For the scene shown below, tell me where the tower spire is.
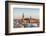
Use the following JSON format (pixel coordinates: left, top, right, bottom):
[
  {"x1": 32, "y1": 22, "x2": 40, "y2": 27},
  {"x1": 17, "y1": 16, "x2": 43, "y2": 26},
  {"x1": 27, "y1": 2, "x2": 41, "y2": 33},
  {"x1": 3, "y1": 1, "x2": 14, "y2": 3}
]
[
  {"x1": 23, "y1": 13, "x2": 24, "y2": 18},
  {"x1": 22, "y1": 13, "x2": 24, "y2": 22}
]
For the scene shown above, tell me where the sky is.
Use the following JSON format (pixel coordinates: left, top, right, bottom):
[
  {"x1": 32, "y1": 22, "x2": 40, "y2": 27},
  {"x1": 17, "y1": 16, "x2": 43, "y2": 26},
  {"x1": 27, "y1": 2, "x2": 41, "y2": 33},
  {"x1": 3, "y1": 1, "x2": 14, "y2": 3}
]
[{"x1": 13, "y1": 8, "x2": 40, "y2": 19}]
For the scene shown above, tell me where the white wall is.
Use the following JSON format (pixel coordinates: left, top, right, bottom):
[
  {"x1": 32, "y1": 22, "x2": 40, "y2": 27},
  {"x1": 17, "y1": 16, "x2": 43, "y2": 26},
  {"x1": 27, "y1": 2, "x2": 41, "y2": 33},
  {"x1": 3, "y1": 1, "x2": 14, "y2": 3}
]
[{"x1": 0, "y1": 0, "x2": 46, "y2": 36}]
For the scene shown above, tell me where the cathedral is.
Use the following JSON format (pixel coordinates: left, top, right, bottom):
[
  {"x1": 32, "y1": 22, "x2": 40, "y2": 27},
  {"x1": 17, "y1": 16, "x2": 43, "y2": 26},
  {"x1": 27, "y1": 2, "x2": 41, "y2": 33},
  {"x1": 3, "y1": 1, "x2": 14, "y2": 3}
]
[
  {"x1": 22, "y1": 13, "x2": 30, "y2": 23},
  {"x1": 22, "y1": 13, "x2": 39, "y2": 24}
]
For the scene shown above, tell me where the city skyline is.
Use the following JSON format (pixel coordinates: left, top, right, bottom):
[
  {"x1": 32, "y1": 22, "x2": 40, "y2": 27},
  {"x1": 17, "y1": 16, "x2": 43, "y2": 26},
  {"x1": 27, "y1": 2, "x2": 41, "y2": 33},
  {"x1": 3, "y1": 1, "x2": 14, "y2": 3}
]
[{"x1": 13, "y1": 8, "x2": 40, "y2": 19}]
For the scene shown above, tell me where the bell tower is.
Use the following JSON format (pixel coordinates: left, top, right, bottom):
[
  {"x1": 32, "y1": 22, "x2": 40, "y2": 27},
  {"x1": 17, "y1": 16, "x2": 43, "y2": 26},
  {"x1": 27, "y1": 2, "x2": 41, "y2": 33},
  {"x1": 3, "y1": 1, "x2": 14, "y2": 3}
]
[
  {"x1": 22, "y1": 13, "x2": 24, "y2": 23},
  {"x1": 22, "y1": 13, "x2": 24, "y2": 19}
]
